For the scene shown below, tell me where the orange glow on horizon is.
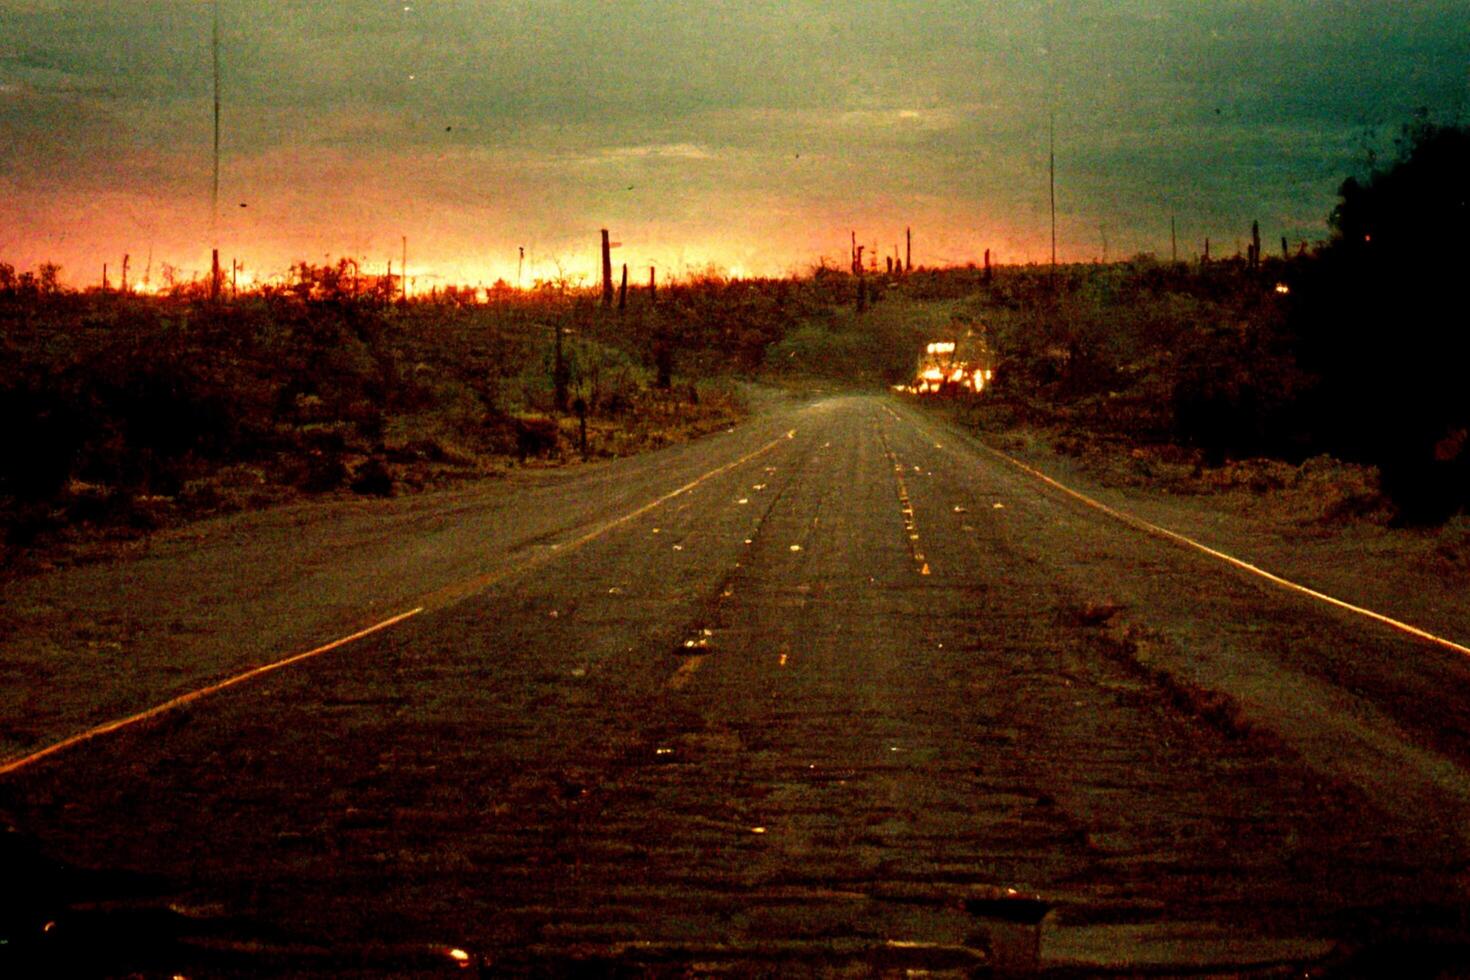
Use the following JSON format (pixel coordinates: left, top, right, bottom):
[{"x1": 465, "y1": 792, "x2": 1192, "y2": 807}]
[{"x1": 8, "y1": 196, "x2": 1078, "y2": 291}]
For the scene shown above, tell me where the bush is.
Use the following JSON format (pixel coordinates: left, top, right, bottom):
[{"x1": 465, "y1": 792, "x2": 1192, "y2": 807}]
[{"x1": 349, "y1": 457, "x2": 394, "y2": 497}]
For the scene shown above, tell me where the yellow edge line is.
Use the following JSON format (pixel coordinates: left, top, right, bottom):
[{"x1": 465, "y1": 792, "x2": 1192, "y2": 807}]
[
  {"x1": 965, "y1": 430, "x2": 1470, "y2": 659},
  {"x1": 1, "y1": 432, "x2": 793, "y2": 778},
  {"x1": 0, "y1": 607, "x2": 424, "y2": 778}
]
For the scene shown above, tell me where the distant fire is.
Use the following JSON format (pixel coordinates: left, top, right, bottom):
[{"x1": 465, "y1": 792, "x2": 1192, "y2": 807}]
[{"x1": 908, "y1": 327, "x2": 996, "y2": 396}]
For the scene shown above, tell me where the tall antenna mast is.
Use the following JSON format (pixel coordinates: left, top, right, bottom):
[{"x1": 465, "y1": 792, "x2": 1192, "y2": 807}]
[
  {"x1": 1049, "y1": 110, "x2": 1056, "y2": 272},
  {"x1": 1044, "y1": 0, "x2": 1057, "y2": 277},
  {"x1": 210, "y1": 0, "x2": 221, "y2": 299},
  {"x1": 212, "y1": 0, "x2": 220, "y2": 242}
]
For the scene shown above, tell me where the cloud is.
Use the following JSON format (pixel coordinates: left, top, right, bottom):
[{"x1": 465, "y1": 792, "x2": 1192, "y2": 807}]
[
  {"x1": 2, "y1": 0, "x2": 1466, "y2": 280},
  {"x1": 586, "y1": 143, "x2": 716, "y2": 163}
]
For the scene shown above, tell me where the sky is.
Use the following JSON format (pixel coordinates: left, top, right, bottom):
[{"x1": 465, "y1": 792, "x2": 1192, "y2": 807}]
[{"x1": 2, "y1": 0, "x2": 1467, "y2": 289}]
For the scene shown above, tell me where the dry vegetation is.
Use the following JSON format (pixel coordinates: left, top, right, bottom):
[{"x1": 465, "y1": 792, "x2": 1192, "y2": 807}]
[
  {"x1": 2, "y1": 120, "x2": 1464, "y2": 566},
  {"x1": 0, "y1": 280, "x2": 753, "y2": 567}
]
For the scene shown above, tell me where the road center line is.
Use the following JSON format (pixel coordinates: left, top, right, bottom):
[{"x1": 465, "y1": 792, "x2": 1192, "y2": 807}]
[
  {"x1": 420, "y1": 432, "x2": 793, "y2": 610},
  {"x1": 877, "y1": 428, "x2": 931, "y2": 576},
  {"x1": 0, "y1": 607, "x2": 424, "y2": 778},
  {"x1": 896, "y1": 404, "x2": 1470, "y2": 659}
]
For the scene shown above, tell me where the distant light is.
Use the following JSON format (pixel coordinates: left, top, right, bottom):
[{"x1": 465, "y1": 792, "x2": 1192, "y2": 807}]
[
  {"x1": 1274, "y1": 283, "x2": 1290, "y2": 294},
  {"x1": 446, "y1": 948, "x2": 471, "y2": 966}
]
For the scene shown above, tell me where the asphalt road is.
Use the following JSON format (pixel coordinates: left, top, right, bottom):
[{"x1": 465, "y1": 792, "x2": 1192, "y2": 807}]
[{"x1": 5, "y1": 393, "x2": 1470, "y2": 976}]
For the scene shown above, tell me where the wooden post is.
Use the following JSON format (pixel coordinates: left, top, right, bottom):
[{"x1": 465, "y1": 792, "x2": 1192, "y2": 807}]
[
  {"x1": 1203, "y1": 237, "x2": 1211, "y2": 265},
  {"x1": 618, "y1": 263, "x2": 628, "y2": 311},
  {"x1": 1250, "y1": 220, "x2": 1261, "y2": 272},
  {"x1": 984, "y1": 248, "x2": 992, "y2": 283},
  {"x1": 600, "y1": 229, "x2": 613, "y2": 307},
  {"x1": 211, "y1": 248, "x2": 221, "y2": 303},
  {"x1": 1281, "y1": 236, "x2": 1289, "y2": 261},
  {"x1": 649, "y1": 266, "x2": 657, "y2": 304},
  {"x1": 575, "y1": 397, "x2": 588, "y2": 460},
  {"x1": 905, "y1": 227, "x2": 912, "y2": 272},
  {"x1": 1171, "y1": 215, "x2": 1178, "y2": 263},
  {"x1": 517, "y1": 246, "x2": 524, "y2": 289},
  {"x1": 851, "y1": 231, "x2": 858, "y2": 274},
  {"x1": 886, "y1": 256, "x2": 893, "y2": 274},
  {"x1": 102, "y1": 263, "x2": 109, "y2": 292},
  {"x1": 553, "y1": 322, "x2": 569, "y2": 413},
  {"x1": 121, "y1": 254, "x2": 130, "y2": 293},
  {"x1": 401, "y1": 236, "x2": 408, "y2": 302}
]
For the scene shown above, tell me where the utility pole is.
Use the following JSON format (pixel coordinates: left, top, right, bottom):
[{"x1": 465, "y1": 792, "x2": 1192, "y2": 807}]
[
  {"x1": 905, "y1": 227, "x2": 912, "y2": 272},
  {"x1": 121, "y1": 253, "x2": 130, "y2": 293},
  {"x1": 618, "y1": 263, "x2": 628, "y2": 312},
  {"x1": 517, "y1": 246, "x2": 524, "y2": 289},
  {"x1": 401, "y1": 235, "x2": 408, "y2": 302},
  {"x1": 649, "y1": 266, "x2": 657, "y2": 304}
]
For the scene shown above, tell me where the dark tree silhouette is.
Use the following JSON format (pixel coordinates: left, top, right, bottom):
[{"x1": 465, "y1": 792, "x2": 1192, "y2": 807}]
[{"x1": 1292, "y1": 115, "x2": 1470, "y2": 521}]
